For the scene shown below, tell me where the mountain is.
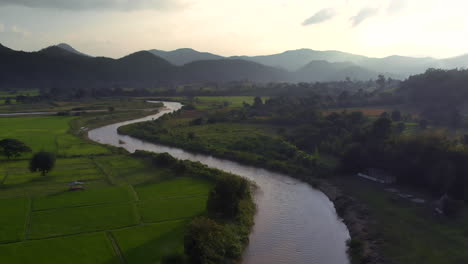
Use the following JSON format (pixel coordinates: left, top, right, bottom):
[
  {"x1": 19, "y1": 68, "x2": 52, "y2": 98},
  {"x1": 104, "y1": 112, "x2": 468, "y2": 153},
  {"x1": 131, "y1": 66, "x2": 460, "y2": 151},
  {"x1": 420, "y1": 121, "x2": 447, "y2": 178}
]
[
  {"x1": 149, "y1": 48, "x2": 224, "y2": 66},
  {"x1": 56, "y1": 43, "x2": 90, "y2": 57},
  {"x1": 438, "y1": 54, "x2": 468, "y2": 69},
  {"x1": 234, "y1": 49, "x2": 368, "y2": 71},
  {"x1": 235, "y1": 49, "x2": 468, "y2": 77},
  {"x1": 179, "y1": 59, "x2": 288, "y2": 82},
  {"x1": 0, "y1": 43, "x2": 289, "y2": 90},
  {"x1": 294, "y1": 60, "x2": 379, "y2": 82}
]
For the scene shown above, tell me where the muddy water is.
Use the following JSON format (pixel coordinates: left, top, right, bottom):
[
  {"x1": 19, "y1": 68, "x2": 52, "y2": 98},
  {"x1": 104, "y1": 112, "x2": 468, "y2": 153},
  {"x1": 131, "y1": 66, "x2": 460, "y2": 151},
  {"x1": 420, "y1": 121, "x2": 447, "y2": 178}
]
[{"x1": 88, "y1": 101, "x2": 350, "y2": 264}]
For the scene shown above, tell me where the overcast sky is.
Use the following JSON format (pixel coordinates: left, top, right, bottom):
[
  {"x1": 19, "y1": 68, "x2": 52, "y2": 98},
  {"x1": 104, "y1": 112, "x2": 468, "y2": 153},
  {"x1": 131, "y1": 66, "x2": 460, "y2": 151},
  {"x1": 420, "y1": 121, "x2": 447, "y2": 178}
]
[{"x1": 0, "y1": 0, "x2": 466, "y2": 58}]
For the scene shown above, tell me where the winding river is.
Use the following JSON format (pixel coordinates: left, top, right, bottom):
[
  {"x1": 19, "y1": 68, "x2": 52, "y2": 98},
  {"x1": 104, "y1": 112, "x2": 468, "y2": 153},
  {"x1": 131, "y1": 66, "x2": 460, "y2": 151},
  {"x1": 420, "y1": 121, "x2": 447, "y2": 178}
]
[{"x1": 88, "y1": 101, "x2": 350, "y2": 264}]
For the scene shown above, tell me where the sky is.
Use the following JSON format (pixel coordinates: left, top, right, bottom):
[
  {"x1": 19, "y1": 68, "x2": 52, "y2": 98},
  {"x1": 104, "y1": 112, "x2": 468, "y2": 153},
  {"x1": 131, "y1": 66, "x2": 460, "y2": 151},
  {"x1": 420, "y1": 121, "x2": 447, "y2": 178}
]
[{"x1": 0, "y1": 0, "x2": 467, "y2": 59}]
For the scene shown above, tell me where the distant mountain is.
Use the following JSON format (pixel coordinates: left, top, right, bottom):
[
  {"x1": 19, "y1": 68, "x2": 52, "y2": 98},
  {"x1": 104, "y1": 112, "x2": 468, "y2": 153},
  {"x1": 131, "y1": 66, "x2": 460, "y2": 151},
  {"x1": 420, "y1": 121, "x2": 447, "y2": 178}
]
[
  {"x1": 234, "y1": 49, "x2": 368, "y2": 71},
  {"x1": 236, "y1": 49, "x2": 468, "y2": 77},
  {"x1": 438, "y1": 54, "x2": 468, "y2": 69},
  {"x1": 0, "y1": 43, "x2": 289, "y2": 90},
  {"x1": 294, "y1": 60, "x2": 379, "y2": 82},
  {"x1": 149, "y1": 48, "x2": 224, "y2": 66},
  {"x1": 56, "y1": 43, "x2": 90, "y2": 57},
  {"x1": 179, "y1": 59, "x2": 288, "y2": 82}
]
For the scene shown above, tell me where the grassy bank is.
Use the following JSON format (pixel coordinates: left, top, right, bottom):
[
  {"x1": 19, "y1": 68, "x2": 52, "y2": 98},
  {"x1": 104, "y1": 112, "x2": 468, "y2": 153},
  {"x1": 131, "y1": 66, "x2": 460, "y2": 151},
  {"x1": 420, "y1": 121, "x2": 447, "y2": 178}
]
[{"x1": 119, "y1": 98, "x2": 468, "y2": 264}]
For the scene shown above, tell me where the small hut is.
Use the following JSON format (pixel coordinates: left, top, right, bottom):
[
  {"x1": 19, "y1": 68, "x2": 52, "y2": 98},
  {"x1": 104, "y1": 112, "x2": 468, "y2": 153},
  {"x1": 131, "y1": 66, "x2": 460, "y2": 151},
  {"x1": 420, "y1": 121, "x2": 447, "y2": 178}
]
[{"x1": 68, "y1": 181, "x2": 85, "y2": 191}]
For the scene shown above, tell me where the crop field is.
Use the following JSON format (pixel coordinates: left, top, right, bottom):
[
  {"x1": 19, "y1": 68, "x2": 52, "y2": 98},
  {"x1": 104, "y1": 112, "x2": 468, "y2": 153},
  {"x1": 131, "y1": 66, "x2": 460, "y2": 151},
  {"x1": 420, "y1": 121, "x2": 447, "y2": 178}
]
[
  {"x1": 135, "y1": 177, "x2": 213, "y2": 200},
  {"x1": 29, "y1": 203, "x2": 140, "y2": 239},
  {"x1": 0, "y1": 112, "x2": 213, "y2": 263},
  {"x1": 0, "y1": 116, "x2": 109, "y2": 157},
  {"x1": 139, "y1": 196, "x2": 208, "y2": 222},
  {"x1": 112, "y1": 221, "x2": 187, "y2": 264},
  {"x1": 192, "y1": 96, "x2": 267, "y2": 109},
  {"x1": 0, "y1": 198, "x2": 30, "y2": 243},
  {"x1": 0, "y1": 233, "x2": 117, "y2": 264}
]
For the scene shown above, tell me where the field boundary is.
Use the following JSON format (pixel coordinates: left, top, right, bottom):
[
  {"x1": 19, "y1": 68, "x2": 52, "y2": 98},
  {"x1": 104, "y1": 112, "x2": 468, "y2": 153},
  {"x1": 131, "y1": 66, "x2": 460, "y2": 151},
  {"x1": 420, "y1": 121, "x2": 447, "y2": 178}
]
[
  {"x1": 106, "y1": 231, "x2": 127, "y2": 264},
  {"x1": 91, "y1": 157, "x2": 116, "y2": 185},
  {"x1": 23, "y1": 197, "x2": 33, "y2": 241},
  {"x1": 0, "y1": 219, "x2": 189, "y2": 245}
]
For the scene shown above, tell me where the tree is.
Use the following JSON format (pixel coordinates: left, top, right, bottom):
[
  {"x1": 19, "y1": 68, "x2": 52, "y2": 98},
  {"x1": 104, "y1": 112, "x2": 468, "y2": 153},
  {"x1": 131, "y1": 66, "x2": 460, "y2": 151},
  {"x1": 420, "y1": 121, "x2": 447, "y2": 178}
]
[
  {"x1": 29, "y1": 151, "x2": 56, "y2": 176},
  {"x1": 371, "y1": 117, "x2": 392, "y2": 140},
  {"x1": 253, "y1": 97, "x2": 263, "y2": 108},
  {"x1": 108, "y1": 106, "x2": 115, "y2": 112},
  {"x1": 184, "y1": 217, "x2": 226, "y2": 264},
  {"x1": 391, "y1": 110, "x2": 402, "y2": 121},
  {"x1": 377, "y1": 74, "x2": 386, "y2": 89},
  {"x1": 0, "y1": 139, "x2": 31, "y2": 159}
]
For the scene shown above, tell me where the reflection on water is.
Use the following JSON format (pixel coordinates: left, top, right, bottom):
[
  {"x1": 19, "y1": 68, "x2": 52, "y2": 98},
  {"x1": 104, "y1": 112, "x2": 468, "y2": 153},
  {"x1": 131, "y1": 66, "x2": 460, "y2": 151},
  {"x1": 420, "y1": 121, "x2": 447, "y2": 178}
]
[{"x1": 88, "y1": 101, "x2": 350, "y2": 264}]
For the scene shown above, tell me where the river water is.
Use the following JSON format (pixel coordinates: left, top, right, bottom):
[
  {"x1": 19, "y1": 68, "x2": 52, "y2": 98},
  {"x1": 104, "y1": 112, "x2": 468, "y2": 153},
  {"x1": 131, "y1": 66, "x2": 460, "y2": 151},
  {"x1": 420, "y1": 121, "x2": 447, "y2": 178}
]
[{"x1": 88, "y1": 101, "x2": 350, "y2": 264}]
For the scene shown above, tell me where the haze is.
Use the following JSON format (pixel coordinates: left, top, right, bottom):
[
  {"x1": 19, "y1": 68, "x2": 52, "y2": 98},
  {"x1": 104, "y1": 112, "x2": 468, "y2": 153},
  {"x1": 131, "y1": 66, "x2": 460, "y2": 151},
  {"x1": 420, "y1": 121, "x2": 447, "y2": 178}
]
[{"x1": 0, "y1": 0, "x2": 467, "y2": 59}]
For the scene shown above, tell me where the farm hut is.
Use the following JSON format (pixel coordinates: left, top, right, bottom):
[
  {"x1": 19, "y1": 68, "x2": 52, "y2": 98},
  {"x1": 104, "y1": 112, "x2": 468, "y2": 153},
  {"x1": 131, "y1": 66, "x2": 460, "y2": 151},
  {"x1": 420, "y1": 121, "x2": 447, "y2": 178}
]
[{"x1": 68, "y1": 181, "x2": 85, "y2": 191}]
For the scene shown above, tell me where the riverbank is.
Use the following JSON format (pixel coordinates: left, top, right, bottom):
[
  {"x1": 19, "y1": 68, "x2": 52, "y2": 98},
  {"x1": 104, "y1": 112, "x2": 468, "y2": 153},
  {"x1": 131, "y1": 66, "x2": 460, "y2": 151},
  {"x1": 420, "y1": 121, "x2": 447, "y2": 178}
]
[
  {"x1": 95, "y1": 101, "x2": 351, "y2": 264},
  {"x1": 119, "y1": 122, "x2": 385, "y2": 263}
]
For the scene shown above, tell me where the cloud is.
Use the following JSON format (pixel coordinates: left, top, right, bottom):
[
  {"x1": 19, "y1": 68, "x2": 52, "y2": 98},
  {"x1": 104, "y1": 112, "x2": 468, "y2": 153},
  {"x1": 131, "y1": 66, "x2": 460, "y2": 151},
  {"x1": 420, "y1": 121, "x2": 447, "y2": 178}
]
[
  {"x1": 0, "y1": 0, "x2": 186, "y2": 11},
  {"x1": 10, "y1": 25, "x2": 31, "y2": 37},
  {"x1": 0, "y1": 24, "x2": 4, "y2": 32},
  {"x1": 349, "y1": 7, "x2": 379, "y2": 27},
  {"x1": 302, "y1": 8, "x2": 337, "y2": 26},
  {"x1": 387, "y1": 0, "x2": 407, "y2": 15}
]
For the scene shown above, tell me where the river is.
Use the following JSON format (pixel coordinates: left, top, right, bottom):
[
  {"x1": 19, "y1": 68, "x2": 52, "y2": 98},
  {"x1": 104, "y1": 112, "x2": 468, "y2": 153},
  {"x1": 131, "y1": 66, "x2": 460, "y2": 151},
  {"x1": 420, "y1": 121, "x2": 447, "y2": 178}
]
[{"x1": 88, "y1": 101, "x2": 350, "y2": 264}]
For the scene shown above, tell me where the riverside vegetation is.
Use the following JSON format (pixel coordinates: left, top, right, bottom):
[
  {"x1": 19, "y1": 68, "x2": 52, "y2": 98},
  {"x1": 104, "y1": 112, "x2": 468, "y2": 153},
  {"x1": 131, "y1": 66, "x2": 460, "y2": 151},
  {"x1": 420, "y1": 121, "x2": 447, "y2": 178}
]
[
  {"x1": 0, "y1": 99, "x2": 255, "y2": 264},
  {"x1": 120, "y1": 94, "x2": 468, "y2": 264}
]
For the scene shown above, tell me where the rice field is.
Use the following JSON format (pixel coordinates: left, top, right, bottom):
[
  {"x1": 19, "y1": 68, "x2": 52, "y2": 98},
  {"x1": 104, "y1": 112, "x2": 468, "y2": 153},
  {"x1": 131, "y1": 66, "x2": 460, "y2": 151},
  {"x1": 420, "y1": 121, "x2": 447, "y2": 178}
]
[{"x1": 0, "y1": 113, "x2": 214, "y2": 263}]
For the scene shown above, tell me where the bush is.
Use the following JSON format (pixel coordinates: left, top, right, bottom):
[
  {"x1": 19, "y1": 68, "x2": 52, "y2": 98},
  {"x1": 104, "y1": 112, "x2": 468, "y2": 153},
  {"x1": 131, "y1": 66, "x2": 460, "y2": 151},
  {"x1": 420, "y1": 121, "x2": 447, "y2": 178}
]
[
  {"x1": 347, "y1": 238, "x2": 364, "y2": 264},
  {"x1": 207, "y1": 175, "x2": 250, "y2": 219},
  {"x1": 184, "y1": 217, "x2": 226, "y2": 264}
]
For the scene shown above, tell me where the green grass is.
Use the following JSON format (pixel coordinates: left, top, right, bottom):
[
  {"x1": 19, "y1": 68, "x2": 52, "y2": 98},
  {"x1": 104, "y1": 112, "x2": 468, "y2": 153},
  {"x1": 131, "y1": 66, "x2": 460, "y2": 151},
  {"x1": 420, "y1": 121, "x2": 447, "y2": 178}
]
[
  {"x1": 33, "y1": 185, "x2": 135, "y2": 211},
  {"x1": 0, "y1": 90, "x2": 39, "y2": 97},
  {"x1": 113, "y1": 221, "x2": 187, "y2": 264},
  {"x1": 192, "y1": 96, "x2": 267, "y2": 109},
  {"x1": 135, "y1": 177, "x2": 213, "y2": 200},
  {"x1": 0, "y1": 116, "x2": 109, "y2": 157},
  {"x1": 338, "y1": 177, "x2": 468, "y2": 264},
  {"x1": 94, "y1": 155, "x2": 173, "y2": 185},
  {"x1": 0, "y1": 103, "x2": 216, "y2": 263},
  {"x1": 29, "y1": 203, "x2": 139, "y2": 239},
  {"x1": 0, "y1": 232, "x2": 117, "y2": 264},
  {"x1": 138, "y1": 196, "x2": 208, "y2": 223},
  {"x1": 1, "y1": 158, "x2": 104, "y2": 186},
  {"x1": 0, "y1": 197, "x2": 30, "y2": 243}
]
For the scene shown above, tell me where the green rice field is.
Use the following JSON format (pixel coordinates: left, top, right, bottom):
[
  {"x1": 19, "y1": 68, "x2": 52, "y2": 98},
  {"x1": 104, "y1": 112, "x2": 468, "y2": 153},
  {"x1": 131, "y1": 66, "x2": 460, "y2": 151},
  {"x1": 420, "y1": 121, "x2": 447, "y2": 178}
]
[{"x1": 0, "y1": 113, "x2": 214, "y2": 263}]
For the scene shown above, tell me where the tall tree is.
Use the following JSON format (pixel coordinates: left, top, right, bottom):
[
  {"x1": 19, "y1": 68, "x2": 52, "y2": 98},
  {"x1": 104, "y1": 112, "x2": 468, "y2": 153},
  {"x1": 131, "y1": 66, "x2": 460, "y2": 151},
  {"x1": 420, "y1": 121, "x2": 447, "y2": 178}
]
[
  {"x1": 0, "y1": 139, "x2": 31, "y2": 159},
  {"x1": 29, "y1": 151, "x2": 56, "y2": 176}
]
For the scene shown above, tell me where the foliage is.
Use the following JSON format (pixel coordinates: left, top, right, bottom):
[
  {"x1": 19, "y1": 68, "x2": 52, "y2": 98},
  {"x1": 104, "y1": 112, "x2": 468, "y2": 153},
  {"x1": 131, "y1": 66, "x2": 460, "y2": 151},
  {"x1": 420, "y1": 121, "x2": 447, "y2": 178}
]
[
  {"x1": 29, "y1": 151, "x2": 56, "y2": 176},
  {"x1": 0, "y1": 138, "x2": 31, "y2": 159}
]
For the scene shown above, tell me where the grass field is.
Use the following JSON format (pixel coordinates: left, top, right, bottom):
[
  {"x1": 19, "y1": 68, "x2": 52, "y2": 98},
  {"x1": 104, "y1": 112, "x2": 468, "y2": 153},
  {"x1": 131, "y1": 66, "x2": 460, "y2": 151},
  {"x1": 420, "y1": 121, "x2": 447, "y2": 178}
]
[
  {"x1": 192, "y1": 96, "x2": 268, "y2": 109},
  {"x1": 0, "y1": 233, "x2": 117, "y2": 264},
  {"x1": 0, "y1": 116, "x2": 109, "y2": 157},
  {"x1": 29, "y1": 203, "x2": 139, "y2": 239},
  {"x1": 337, "y1": 177, "x2": 468, "y2": 264},
  {"x1": 0, "y1": 198, "x2": 30, "y2": 243},
  {"x1": 0, "y1": 108, "x2": 214, "y2": 263},
  {"x1": 112, "y1": 221, "x2": 187, "y2": 263}
]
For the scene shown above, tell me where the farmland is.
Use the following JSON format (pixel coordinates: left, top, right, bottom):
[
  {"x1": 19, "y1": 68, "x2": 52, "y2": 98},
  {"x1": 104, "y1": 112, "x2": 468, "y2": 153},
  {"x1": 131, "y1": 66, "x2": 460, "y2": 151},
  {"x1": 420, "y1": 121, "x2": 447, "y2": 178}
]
[{"x1": 0, "y1": 106, "x2": 214, "y2": 263}]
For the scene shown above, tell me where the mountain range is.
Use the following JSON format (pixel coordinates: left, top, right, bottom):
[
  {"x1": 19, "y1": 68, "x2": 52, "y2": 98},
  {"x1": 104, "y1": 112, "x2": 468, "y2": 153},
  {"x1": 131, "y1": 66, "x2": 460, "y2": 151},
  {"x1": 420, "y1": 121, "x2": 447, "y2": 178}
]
[
  {"x1": 149, "y1": 47, "x2": 468, "y2": 77},
  {"x1": 1, "y1": 43, "x2": 468, "y2": 90}
]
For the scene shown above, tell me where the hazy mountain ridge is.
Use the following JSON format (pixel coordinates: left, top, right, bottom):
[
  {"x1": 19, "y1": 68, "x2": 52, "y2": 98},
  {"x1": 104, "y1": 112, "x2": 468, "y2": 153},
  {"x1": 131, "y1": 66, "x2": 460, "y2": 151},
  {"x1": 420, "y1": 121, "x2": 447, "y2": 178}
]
[
  {"x1": 152, "y1": 47, "x2": 468, "y2": 77},
  {"x1": 2, "y1": 43, "x2": 466, "y2": 90},
  {"x1": 56, "y1": 43, "x2": 91, "y2": 57},
  {"x1": 148, "y1": 48, "x2": 224, "y2": 66}
]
